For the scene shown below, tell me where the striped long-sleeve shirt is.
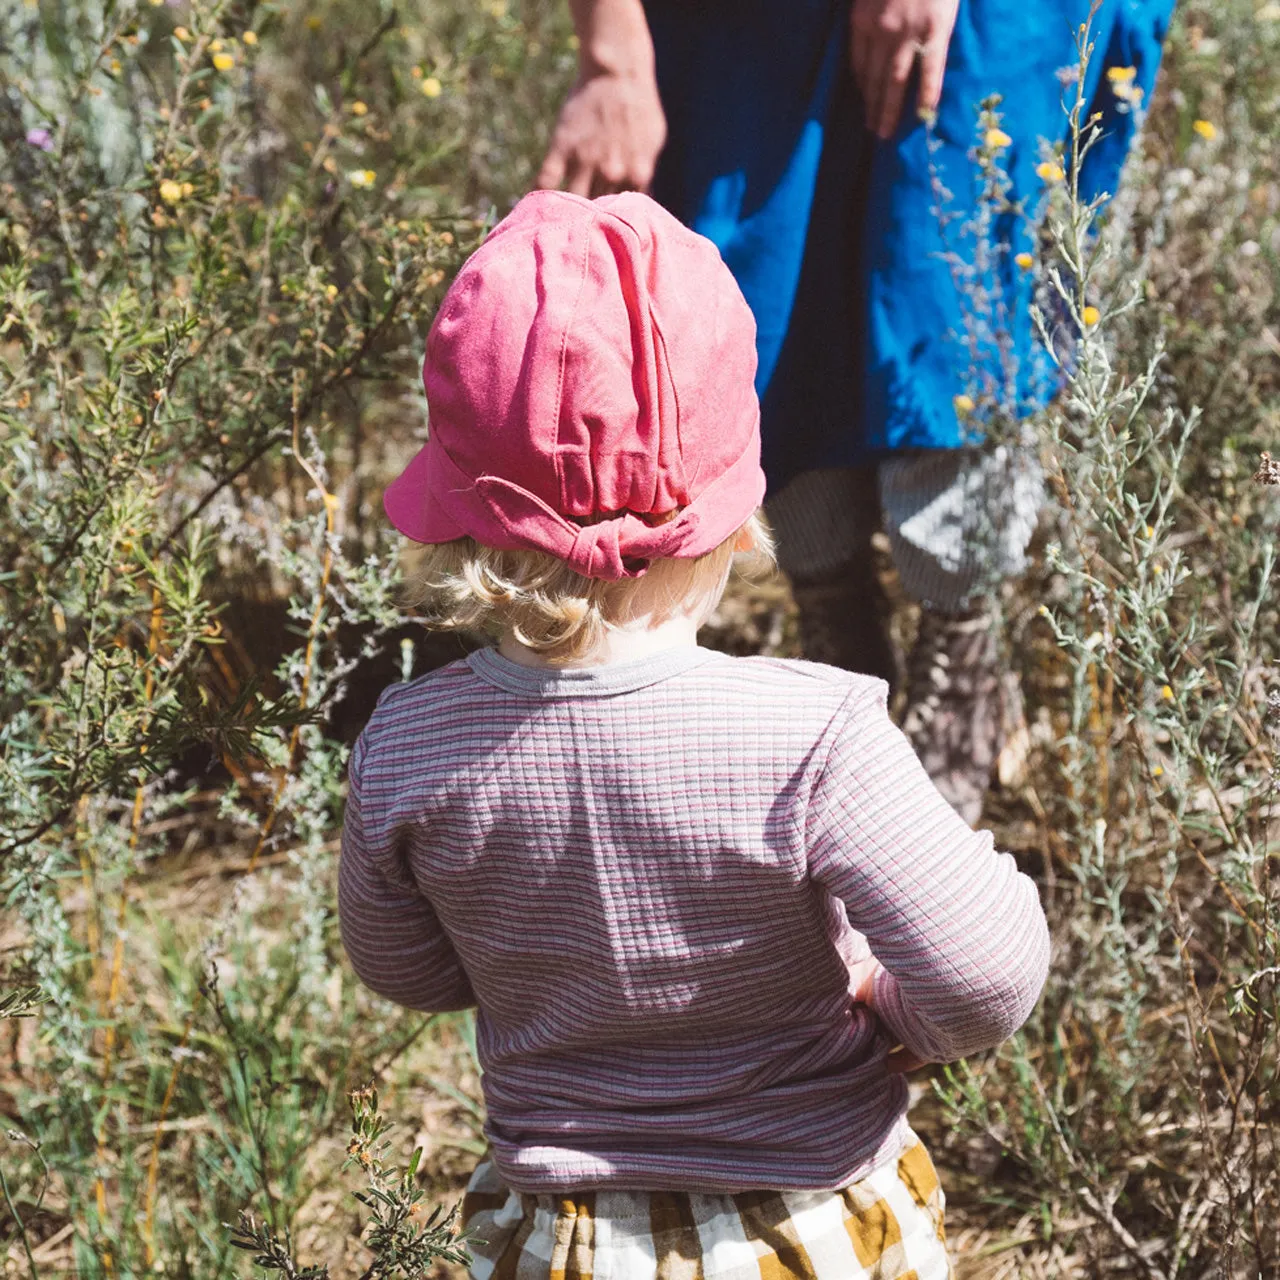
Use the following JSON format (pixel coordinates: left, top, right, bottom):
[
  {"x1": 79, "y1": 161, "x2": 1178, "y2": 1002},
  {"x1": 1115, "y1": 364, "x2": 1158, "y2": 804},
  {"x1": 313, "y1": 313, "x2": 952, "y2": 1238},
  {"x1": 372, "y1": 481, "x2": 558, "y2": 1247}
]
[{"x1": 338, "y1": 645, "x2": 1049, "y2": 1193}]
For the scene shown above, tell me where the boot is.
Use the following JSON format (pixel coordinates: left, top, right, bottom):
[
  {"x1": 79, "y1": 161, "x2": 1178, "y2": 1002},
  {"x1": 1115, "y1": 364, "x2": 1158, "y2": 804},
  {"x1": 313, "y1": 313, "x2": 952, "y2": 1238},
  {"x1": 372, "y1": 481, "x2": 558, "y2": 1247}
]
[
  {"x1": 790, "y1": 555, "x2": 898, "y2": 689},
  {"x1": 901, "y1": 601, "x2": 1021, "y2": 826}
]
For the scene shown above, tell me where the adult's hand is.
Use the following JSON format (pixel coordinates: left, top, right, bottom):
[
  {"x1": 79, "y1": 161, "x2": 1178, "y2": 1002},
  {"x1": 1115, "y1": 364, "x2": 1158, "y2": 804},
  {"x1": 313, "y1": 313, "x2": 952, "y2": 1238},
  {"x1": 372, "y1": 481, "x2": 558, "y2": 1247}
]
[
  {"x1": 536, "y1": 69, "x2": 667, "y2": 197},
  {"x1": 850, "y1": 0, "x2": 959, "y2": 140}
]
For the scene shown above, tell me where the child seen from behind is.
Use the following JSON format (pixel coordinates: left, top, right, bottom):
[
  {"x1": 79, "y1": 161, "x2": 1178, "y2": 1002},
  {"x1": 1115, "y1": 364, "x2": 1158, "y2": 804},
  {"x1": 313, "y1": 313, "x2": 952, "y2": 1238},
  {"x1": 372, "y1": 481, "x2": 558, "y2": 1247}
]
[{"x1": 338, "y1": 190, "x2": 1050, "y2": 1280}]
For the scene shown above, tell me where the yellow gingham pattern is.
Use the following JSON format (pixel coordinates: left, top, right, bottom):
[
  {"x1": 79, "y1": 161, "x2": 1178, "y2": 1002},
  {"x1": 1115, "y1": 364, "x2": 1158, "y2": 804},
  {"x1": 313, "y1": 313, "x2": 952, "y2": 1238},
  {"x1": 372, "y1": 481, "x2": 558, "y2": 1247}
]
[{"x1": 461, "y1": 1135, "x2": 952, "y2": 1280}]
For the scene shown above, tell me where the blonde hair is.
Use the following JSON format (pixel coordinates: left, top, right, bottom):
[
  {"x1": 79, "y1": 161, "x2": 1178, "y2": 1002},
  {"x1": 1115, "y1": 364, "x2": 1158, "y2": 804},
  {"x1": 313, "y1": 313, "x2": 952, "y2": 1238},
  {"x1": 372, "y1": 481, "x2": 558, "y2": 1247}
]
[{"x1": 407, "y1": 510, "x2": 775, "y2": 664}]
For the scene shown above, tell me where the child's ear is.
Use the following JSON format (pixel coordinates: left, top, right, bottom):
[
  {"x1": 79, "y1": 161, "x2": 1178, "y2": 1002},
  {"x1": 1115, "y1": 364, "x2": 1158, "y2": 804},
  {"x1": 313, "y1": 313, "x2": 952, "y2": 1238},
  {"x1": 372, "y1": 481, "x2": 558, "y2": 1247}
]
[{"x1": 733, "y1": 524, "x2": 757, "y2": 554}]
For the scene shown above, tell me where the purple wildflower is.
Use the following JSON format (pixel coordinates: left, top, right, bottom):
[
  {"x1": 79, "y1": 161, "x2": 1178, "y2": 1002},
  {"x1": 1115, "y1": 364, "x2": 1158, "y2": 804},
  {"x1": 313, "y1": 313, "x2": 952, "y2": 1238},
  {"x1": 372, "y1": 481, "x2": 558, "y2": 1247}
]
[{"x1": 26, "y1": 127, "x2": 54, "y2": 152}]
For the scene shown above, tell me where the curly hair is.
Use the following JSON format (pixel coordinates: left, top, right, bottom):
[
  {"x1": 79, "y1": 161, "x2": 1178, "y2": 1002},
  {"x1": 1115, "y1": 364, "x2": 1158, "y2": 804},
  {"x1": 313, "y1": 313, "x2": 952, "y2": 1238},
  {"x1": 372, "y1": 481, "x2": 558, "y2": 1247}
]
[{"x1": 406, "y1": 510, "x2": 775, "y2": 664}]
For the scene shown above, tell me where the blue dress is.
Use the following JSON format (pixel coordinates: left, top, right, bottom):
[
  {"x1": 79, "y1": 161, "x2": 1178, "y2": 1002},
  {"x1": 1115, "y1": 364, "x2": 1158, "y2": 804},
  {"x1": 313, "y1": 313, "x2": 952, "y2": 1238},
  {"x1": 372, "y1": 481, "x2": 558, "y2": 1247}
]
[{"x1": 645, "y1": 0, "x2": 1175, "y2": 491}]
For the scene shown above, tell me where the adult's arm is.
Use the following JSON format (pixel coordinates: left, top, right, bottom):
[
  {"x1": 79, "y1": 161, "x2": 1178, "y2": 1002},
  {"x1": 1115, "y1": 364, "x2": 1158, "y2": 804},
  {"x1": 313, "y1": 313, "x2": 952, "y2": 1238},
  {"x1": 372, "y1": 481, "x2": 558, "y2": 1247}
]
[{"x1": 536, "y1": 0, "x2": 667, "y2": 196}]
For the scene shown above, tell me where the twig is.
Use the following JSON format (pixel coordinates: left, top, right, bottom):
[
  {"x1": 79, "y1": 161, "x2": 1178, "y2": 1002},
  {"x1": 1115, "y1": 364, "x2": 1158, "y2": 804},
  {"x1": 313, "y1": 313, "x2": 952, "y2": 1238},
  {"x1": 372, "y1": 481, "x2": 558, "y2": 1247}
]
[{"x1": 0, "y1": 1163, "x2": 39, "y2": 1279}]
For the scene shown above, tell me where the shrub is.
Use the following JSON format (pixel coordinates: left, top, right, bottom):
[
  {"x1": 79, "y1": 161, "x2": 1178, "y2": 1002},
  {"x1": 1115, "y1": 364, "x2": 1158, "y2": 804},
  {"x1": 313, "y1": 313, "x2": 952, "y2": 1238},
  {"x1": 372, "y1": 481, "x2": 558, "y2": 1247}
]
[
  {"x1": 929, "y1": 7, "x2": 1280, "y2": 1275},
  {"x1": 0, "y1": 0, "x2": 567, "y2": 1272}
]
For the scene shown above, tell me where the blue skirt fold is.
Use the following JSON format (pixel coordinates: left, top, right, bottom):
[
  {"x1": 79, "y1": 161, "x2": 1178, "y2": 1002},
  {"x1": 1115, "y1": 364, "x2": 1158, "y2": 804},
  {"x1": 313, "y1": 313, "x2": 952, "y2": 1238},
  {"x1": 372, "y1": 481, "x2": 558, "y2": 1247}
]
[{"x1": 646, "y1": 0, "x2": 1175, "y2": 488}]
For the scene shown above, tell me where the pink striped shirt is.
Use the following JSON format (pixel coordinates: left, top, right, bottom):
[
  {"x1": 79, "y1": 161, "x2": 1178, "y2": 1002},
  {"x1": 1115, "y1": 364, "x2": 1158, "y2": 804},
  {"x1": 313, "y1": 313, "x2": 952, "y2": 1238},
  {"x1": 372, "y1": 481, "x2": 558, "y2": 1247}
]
[{"x1": 338, "y1": 646, "x2": 1049, "y2": 1192}]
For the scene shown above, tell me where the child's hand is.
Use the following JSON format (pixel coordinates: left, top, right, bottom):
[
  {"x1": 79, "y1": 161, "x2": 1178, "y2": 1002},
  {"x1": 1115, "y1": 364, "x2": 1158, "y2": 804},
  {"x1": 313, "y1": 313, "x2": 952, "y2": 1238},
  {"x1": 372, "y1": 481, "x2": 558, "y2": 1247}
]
[
  {"x1": 850, "y1": 956, "x2": 883, "y2": 1006},
  {"x1": 851, "y1": 957, "x2": 930, "y2": 1075}
]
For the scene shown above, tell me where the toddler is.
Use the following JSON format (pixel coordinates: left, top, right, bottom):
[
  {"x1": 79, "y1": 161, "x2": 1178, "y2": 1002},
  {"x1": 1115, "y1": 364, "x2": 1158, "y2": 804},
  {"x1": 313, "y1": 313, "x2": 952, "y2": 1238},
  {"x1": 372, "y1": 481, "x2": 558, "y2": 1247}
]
[{"x1": 339, "y1": 189, "x2": 1050, "y2": 1280}]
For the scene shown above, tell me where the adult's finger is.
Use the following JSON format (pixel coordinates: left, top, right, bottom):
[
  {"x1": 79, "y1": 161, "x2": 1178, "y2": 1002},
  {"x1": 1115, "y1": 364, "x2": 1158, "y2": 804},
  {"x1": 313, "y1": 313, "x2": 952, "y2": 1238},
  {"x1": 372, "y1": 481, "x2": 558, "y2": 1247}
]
[
  {"x1": 916, "y1": 39, "x2": 948, "y2": 118},
  {"x1": 535, "y1": 140, "x2": 568, "y2": 190},
  {"x1": 876, "y1": 40, "x2": 917, "y2": 138},
  {"x1": 591, "y1": 150, "x2": 629, "y2": 197}
]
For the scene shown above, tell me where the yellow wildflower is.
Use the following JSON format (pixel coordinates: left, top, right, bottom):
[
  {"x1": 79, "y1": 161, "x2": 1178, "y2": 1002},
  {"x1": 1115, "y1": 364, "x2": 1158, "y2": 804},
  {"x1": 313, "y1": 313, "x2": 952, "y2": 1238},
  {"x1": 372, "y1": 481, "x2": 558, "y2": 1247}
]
[
  {"x1": 1152, "y1": 764, "x2": 1164, "y2": 777},
  {"x1": 242, "y1": 30, "x2": 259, "y2": 45},
  {"x1": 351, "y1": 100, "x2": 369, "y2": 116},
  {"x1": 1160, "y1": 684, "x2": 1174, "y2": 701},
  {"x1": 1144, "y1": 524, "x2": 1155, "y2": 538},
  {"x1": 173, "y1": 26, "x2": 190, "y2": 41},
  {"x1": 349, "y1": 169, "x2": 376, "y2": 188},
  {"x1": 1036, "y1": 160, "x2": 1065, "y2": 182},
  {"x1": 1082, "y1": 305, "x2": 1101, "y2": 327},
  {"x1": 110, "y1": 58, "x2": 121, "y2": 74},
  {"x1": 212, "y1": 52, "x2": 235, "y2": 71},
  {"x1": 181, "y1": 181, "x2": 194, "y2": 197},
  {"x1": 984, "y1": 128, "x2": 1012, "y2": 149},
  {"x1": 1192, "y1": 119, "x2": 1217, "y2": 140},
  {"x1": 953, "y1": 393, "x2": 975, "y2": 414},
  {"x1": 209, "y1": 38, "x2": 224, "y2": 52},
  {"x1": 306, "y1": 15, "x2": 323, "y2": 31},
  {"x1": 1014, "y1": 251, "x2": 1034, "y2": 270},
  {"x1": 421, "y1": 76, "x2": 443, "y2": 98},
  {"x1": 325, "y1": 284, "x2": 339, "y2": 300},
  {"x1": 159, "y1": 179, "x2": 185, "y2": 205},
  {"x1": 1106, "y1": 65, "x2": 1137, "y2": 82},
  {"x1": 411, "y1": 64, "x2": 424, "y2": 78}
]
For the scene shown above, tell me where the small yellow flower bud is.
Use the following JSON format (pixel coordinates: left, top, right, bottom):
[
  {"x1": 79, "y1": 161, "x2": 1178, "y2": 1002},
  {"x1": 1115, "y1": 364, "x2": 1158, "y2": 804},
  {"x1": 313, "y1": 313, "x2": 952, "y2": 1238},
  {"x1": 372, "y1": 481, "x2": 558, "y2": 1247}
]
[
  {"x1": 1036, "y1": 160, "x2": 1065, "y2": 183},
  {"x1": 1082, "y1": 305, "x2": 1101, "y2": 327},
  {"x1": 1014, "y1": 251, "x2": 1034, "y2": 270},
  {"x1": 1192, "y1": 119, "x2": 1217, "y2": 141},
  {"x1": 212, "y1": 52, "x2": 235, "y2": 71},
  {"x1": 985, "y1": 128, "x2": 1012, "y2": 149},
  {"x1": 159, "y1": 179, "x2": 185, "y2": 204},
  {"x1": 326, "y1": 283, "x2": 339, "y2": 299},
  {"x1": 351, "y1": 100, "x2": 369, "y2": 116},
  {"x1": 421, "y1": 76, "x2": 443, "y2": 98},
  {"x1": 953, "y1": 393, "x2": 975, "y2": 414},
  {"x1": 306, "y1": 15, "x2": 323, "y2": 31},
  {"x1": 209, "y1": 38, "x2": 224, "y2": 52},
  {"x1": 1106, "y1": 65, "x2": 1137, "y2": 82},
  {"x1": 349, "y1": 169, "x2": 377, "y2": 187},
  {"x1": 1160, "y1": 684, "x2": 1174, "y2": 701},
  {"x1": 174, "y1": 26, "x2": 190, "y2": 40},
  {"x1": 242, "y1": 30, "x2": 258, "y2": 45}
]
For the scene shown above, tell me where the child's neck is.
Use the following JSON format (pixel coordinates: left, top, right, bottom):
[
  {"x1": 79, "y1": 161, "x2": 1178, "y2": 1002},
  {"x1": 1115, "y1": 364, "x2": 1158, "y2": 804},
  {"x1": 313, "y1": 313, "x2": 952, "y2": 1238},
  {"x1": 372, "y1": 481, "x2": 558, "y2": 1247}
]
[{"x1": 498, "y1": 613, "x2": 700, "y2": 670}]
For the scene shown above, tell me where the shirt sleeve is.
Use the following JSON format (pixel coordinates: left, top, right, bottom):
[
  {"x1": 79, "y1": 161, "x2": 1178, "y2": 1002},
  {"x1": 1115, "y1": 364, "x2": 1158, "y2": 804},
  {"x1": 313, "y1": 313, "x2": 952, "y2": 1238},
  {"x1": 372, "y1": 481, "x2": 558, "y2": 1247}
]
[
  {"x1": 337, "y1": 735, "x2": 476, "y2": 1014},
  {"x1": 807, "y1": 681, "x2": 1049, "y2": 1064}
]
